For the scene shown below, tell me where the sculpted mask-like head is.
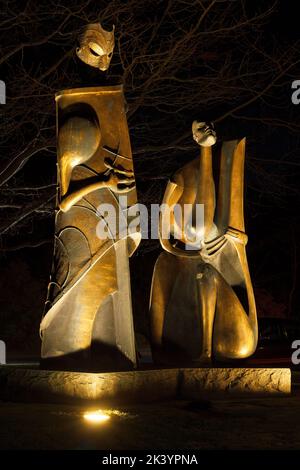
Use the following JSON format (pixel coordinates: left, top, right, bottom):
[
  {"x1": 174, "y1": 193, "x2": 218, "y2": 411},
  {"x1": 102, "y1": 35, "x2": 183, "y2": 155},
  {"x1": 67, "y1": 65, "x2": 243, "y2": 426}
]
[
  {"x1": 192, "y1": 121, "x2": 217, "y2": 147},
  {"x1": 76, "y1": 23, "x2": 115, "y2": 71}
]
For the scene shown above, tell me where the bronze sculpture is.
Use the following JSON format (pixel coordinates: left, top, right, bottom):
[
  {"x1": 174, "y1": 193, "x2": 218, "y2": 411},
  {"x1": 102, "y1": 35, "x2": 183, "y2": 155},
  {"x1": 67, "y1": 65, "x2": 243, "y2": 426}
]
[
  {"x1": 149, "y1": 121, "x2": 258, "y2": 365},
  {"x1": 40, "y1": 24, "x2": 140, "y2": 371},
  {"x1": 76, "y1": 23, "x2": 115, "y2": 71},
  {"x1": 40, "y1": 20, "x2": 258, "y2": 372}
]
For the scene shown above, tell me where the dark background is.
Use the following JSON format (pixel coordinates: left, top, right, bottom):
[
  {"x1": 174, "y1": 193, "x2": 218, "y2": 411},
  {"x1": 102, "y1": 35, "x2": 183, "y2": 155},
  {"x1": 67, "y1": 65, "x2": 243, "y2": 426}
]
[{"x1": 0, "y1": 0, "x2": 299, "y2": 357}]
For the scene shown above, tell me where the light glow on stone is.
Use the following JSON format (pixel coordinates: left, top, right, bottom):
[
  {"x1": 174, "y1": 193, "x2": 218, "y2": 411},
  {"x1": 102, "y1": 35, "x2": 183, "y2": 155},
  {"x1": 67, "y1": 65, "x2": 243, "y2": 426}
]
[{"x1": 83, "y1": 410, "x2": 111, "y2": 424}]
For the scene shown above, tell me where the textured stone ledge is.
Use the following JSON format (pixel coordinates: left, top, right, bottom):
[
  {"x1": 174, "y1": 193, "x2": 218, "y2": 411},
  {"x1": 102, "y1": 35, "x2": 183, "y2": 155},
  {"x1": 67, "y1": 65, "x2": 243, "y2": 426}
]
[
  {"x1": 181, "y1": 367, "x2": 291, "y2": 399},
  {"x1": 0, "y1": 366, "x2": 291, "y2": 404}
]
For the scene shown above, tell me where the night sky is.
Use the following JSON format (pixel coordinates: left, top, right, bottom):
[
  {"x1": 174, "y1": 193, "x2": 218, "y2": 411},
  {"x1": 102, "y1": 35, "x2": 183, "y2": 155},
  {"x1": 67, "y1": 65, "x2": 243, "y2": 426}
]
[{"x1": 0, "y1": 0, "x2": 300, "y2": 358}]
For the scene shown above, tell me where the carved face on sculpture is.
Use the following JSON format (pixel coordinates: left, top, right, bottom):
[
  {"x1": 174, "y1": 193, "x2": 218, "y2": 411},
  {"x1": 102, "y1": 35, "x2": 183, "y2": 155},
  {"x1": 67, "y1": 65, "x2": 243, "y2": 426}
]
[
  {"x1": 76, "y1": 23, "x2": 115, "y2": 71},
  {"x1": 192, "y1": 121, "x2": 217, "y2": 147}
]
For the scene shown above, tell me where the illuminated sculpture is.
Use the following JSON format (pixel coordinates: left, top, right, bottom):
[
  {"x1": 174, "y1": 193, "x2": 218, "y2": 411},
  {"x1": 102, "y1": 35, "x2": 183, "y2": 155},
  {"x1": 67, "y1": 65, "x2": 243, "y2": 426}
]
[
  {"x1": 40, "y1": 23, "x2": 140, "y2": 371},
  {"x1": 149, "y1": 121, "x2": 258, "y2": 364},
  {"x1": 76, "y1": 23, "x2": 115, "y2": 71}
]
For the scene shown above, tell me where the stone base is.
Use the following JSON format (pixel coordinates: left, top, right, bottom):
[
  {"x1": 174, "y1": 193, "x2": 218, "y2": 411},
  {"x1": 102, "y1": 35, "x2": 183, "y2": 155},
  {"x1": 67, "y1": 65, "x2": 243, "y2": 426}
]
[{"x1": 0, "y1": 366, "x2": 290, "y2": 405}]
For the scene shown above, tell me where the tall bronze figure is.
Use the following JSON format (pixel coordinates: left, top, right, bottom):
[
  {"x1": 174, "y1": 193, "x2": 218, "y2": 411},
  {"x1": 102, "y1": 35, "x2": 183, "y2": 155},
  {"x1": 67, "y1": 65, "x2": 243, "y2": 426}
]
[
  {"x1": 40, "y1": 24, "x2": 140, "y2": 371},
  {"x1": 150, "y1": 121, "x2": 258, "y2": 364}
]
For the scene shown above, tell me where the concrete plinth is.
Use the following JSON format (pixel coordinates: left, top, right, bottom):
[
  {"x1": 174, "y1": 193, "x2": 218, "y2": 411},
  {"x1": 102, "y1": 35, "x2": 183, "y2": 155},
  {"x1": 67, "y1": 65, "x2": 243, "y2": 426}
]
[{"x1": 0, "y1": 366, "x2": 290, "y2": 405}]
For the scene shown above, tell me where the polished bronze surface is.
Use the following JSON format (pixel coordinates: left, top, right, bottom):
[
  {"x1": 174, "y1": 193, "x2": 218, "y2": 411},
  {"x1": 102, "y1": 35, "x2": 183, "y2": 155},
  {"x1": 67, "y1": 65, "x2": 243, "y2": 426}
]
[
  {"x1": 150, "y1": 121, "x2": 258, "y2": 365},
  {"x1": 76, "y1": 23, "x2": 115, "y2": 71},
  {"x1": 40, "y1": 85, "x2": 140, "y2": 371}
]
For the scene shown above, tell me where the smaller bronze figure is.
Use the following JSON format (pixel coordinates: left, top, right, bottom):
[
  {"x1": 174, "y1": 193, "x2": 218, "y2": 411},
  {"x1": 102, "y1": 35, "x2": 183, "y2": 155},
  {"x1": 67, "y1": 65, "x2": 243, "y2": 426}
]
[{"x1": 149, "y1": 121, "x2": 258, "y2": 365}]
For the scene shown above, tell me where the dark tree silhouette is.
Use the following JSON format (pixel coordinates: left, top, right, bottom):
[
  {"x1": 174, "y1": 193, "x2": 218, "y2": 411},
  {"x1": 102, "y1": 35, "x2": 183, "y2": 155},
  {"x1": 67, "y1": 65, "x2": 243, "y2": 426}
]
[{"x1": 0, "y1": 0, "x2": 300, "y2": 341}]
